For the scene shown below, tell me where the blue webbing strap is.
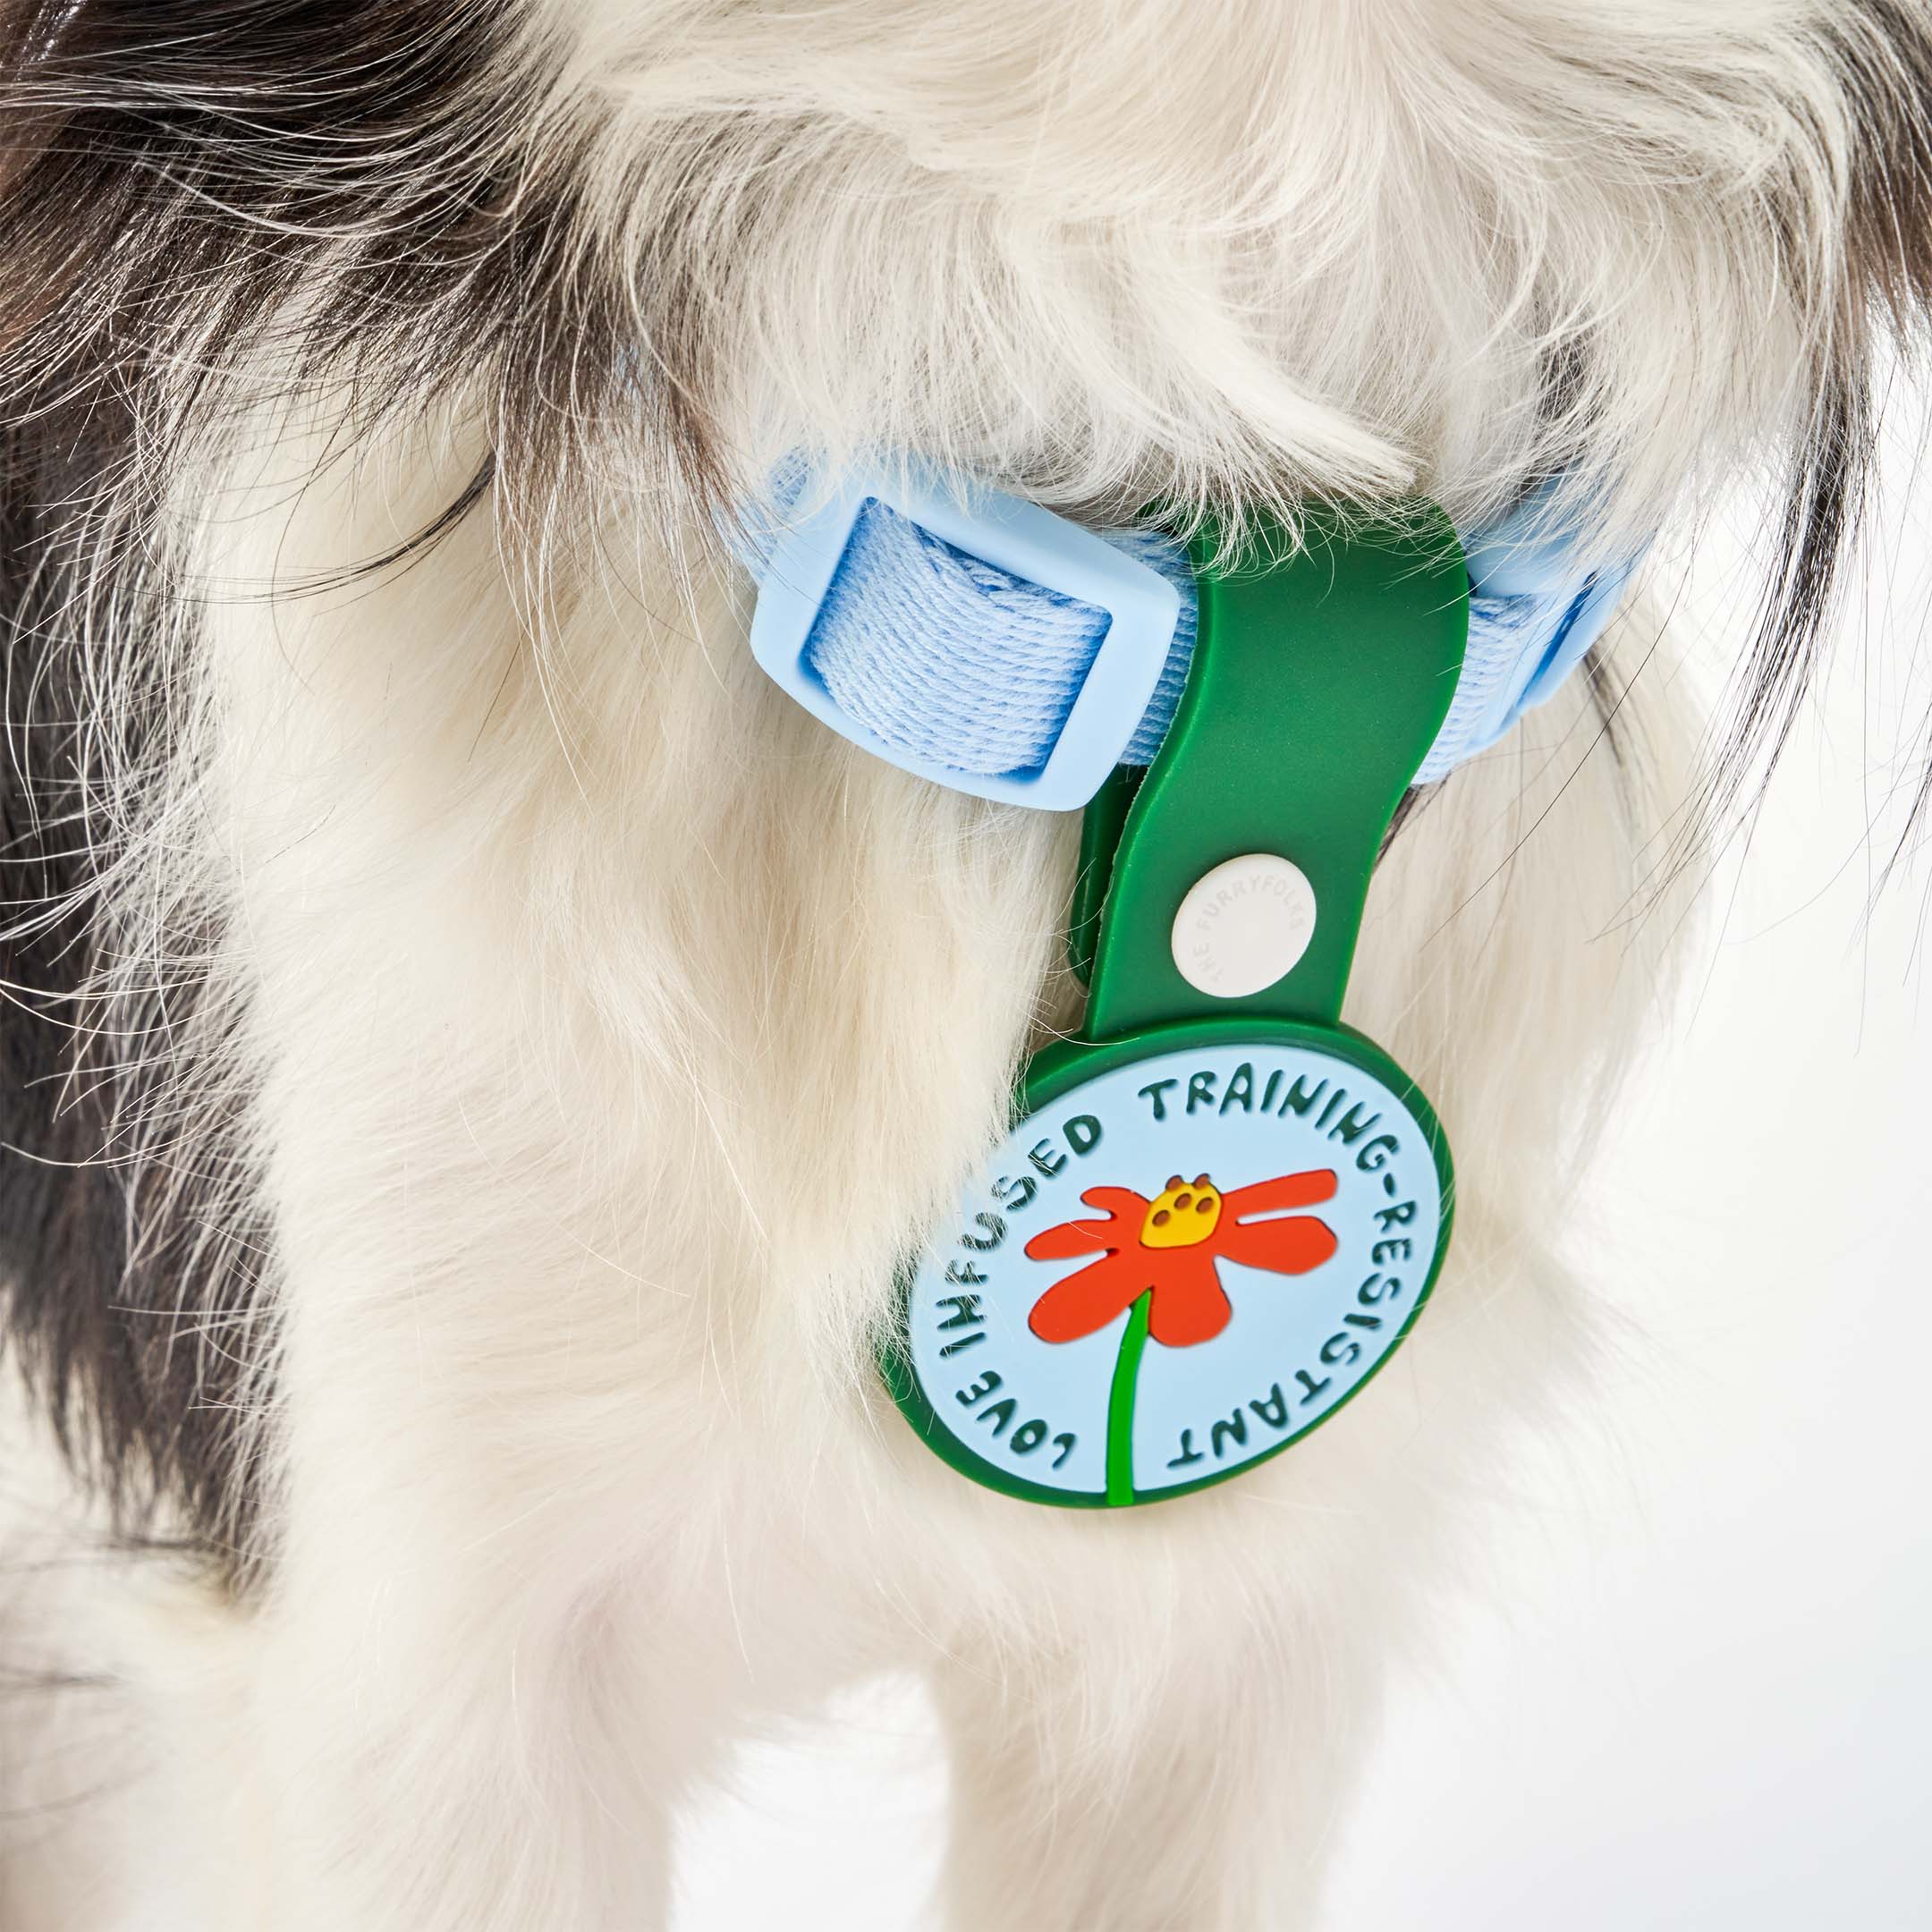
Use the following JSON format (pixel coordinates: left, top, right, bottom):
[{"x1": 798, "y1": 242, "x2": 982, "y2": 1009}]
[
  {"x1": 801, "y1": 504, "x2": 1197, "y2": 776},
  {"x1": 758, "y1": 469, "x2": 1640, "y2": 795}
]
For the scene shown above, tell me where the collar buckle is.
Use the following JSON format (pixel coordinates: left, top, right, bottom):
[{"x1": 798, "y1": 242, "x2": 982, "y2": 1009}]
[{"x1": 750, "y1": 464, "x2": 1181, "y2": 810}]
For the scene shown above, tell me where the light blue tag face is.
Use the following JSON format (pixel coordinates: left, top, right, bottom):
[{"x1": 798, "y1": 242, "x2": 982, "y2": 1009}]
[{"x1": 894, "y1": 1036, "x2": 1448, "y2": 1507}]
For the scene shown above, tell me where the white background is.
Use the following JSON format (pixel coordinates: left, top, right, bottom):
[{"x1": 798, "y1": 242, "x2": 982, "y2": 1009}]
[{"x1": 673, "y1": 419, "x2": 1932, "y2": 1930}]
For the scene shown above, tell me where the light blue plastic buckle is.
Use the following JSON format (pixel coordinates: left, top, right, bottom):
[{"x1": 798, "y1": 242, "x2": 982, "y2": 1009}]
[
  {"x1": 750, "y1": 466, "x2": 1181, "y2": 810},
  {"x1": 1462, "y1": 489, "x2": 1644, "y2": 716}
]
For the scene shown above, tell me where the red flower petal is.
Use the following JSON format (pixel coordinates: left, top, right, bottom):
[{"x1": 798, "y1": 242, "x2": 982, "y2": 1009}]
[
  {"x1": 1216, "y1": 1213, "x2": 1338, "y2": 1276},
  {"x1": 1076, "y1": 1185, "x2": 1155, "y2": 1222},
  {"x1": 1027, "y1": 1250, "x2": 1147, "y2": 1343},
  {"x1": 1224, "y1": 1169, "x2": 1338, "y2": 1218},
  {"x1": 1023, "y1": 1221, "x2": 1112, "y2": 1261},
  {"x1": 1021, "y1": 1187, "x2": 1148, "y2": 1262},
  {"x1": 1142, "y1": 1248, "x2": 1233, "y2": 1346}
]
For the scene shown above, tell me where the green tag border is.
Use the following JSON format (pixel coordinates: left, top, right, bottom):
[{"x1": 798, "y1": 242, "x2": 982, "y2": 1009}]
[{"x1": 880, "y1": 1013, "x2": 1455, "y2": 1511}]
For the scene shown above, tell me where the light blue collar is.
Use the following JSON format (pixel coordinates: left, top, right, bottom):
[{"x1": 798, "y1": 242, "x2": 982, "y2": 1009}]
[{"x1": 750, "y1": 463, "x2": 1640, "y2": 810}]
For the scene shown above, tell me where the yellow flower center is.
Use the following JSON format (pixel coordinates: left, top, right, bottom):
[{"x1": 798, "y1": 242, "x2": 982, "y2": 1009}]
[{"x1": 1140, "y1": 1174, "x2": 1223, "y2": 1250}]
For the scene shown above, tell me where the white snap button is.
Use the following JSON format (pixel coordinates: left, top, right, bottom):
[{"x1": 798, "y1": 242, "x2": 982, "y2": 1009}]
[{"x1": 1170, "y1": 853, "x2": 1318, "y2": 998}]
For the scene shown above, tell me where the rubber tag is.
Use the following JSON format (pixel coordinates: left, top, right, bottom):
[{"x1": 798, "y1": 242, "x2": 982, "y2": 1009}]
[{"x1": 886, "y1": 507, "x2": 1466, "y2": 1507}]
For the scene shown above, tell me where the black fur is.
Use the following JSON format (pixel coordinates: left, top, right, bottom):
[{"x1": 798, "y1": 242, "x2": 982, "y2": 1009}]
[
  {"x1": 0, "y1": 0, "x2": 719, "y2": 1579},
  {"x1": 1710, "y1": 2, "x2": 1932, "y2": 827},
  {"x1": 0, "y1": 370, "x2": 274, "y2": 1571}
]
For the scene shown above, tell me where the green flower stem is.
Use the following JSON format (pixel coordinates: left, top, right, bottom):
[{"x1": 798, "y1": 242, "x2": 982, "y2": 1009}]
[{"x1": 1105, "y1": 1291, "x2": 1152, "y2": 1506}]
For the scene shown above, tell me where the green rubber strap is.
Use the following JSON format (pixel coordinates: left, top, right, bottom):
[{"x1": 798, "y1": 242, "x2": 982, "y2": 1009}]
[
  {"x1": 1068, "y1": 766, "x2": 1141, "y2": 987},
  {"x1": 1081, "y1": 504, "x2": 1469, "y2": 1039}
]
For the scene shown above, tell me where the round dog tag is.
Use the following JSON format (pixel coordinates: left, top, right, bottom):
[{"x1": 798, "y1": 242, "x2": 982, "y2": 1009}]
[
  {"x1": 886, "y1": 504, "x2": 1470, "y2": 1508},
  {"x1": 889, "y1": 1021, "x2": 1450, "y2": 1506}
]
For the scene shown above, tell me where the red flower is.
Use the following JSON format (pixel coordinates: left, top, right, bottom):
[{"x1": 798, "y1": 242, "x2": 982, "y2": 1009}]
[{"x1": 1022, "y1": 1171, "x2": 1339, "y2": 1348}]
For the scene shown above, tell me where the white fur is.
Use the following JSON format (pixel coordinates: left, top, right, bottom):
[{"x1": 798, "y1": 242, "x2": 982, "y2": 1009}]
[
  {"x1": 555, "y1": 0, "x2": 1894, "y2": 554},
  {"x1": 3, "y1": 430, "x2": 1691, "y2": 1928},
  {"x1": 3, "y1": 0, "x2": 1908, "y2": 1923}
]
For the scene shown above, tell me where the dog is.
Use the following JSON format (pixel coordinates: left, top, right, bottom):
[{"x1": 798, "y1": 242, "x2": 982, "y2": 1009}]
[{"x1": 1, "y1": 3, "x2": 1928, "y2": 1927}]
